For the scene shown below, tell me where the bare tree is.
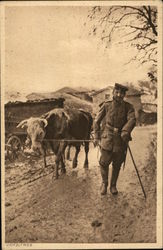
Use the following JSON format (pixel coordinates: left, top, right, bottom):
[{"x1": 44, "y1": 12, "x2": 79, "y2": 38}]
[{"x1": 87, "y1": 6, "x2": 157, "y2": 65}]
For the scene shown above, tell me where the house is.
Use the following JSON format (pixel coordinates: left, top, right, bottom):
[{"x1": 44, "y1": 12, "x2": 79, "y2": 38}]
[
  {"x1": 91, "y1": 86, "x2": 113, "y2": 102},
  {"x1": 91, "y1": 85, "x2": 142, "y2": 118},
  {"x1": 125, "y1": 87, "x2": 142, "y2": 118},
  {"x1": 90, "y1": 86, "x2": 114, "y2": 114}
]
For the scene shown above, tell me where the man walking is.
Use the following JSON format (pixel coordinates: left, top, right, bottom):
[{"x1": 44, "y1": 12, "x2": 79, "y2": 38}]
[{"x1": 94, "y1": 83, "x2": 136, "y2": 195}]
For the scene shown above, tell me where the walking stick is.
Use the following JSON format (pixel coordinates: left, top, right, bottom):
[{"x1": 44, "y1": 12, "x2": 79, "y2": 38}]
[
  {"x1": 128, "y1": 145, "x2": 147, "y2": 199},
  {"x1": 123, "y1": 148, "x2": 127, "y2": 170}
]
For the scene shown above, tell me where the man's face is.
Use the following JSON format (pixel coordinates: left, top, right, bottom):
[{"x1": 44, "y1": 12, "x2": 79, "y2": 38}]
[{"x1": 113, "y1": 88, "x2": 125, "y2": 102}]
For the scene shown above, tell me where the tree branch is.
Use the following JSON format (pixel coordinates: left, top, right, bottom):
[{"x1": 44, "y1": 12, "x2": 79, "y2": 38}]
[
  {"x1": 114, "y1": 12, "x2": 139, "y2": 24},
  {"x1": 87, "y1": 6, "x2": 158, "y2": 65},
  {"x1": 146, "y1": 6, "x2": 158, "y2": 36},
  {"x1": 124, "y1": 6, "x2": 149, "y2": 20},
  {"x1": 124, "y1": 24, "x2": 148, "y2": 31}
]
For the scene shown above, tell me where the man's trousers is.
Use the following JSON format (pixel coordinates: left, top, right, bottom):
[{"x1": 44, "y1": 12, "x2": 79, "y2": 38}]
[{"x1": 99, "y1": 148, "x2": 126, "y2": 188}]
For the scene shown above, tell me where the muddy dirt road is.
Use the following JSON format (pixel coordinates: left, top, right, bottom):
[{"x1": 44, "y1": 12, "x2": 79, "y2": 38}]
[{"x1": 4, "y1": 125, "x2": 156, "y2": 243}]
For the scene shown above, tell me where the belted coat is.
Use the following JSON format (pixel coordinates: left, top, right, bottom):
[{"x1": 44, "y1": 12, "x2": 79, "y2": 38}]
[{"x1": 94, "y1": 99, "x2": 136, "y2": 152}]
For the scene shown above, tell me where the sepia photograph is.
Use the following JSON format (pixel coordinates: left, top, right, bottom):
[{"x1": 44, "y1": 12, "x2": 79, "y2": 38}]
[{"x1": 1, "y1": 0, "x2": 162, "y2": 249}]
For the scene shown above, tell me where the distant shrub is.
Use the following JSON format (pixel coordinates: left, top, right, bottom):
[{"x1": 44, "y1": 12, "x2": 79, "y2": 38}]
[
  {"x1": 137, "y1": 109, "x2": 157, "y2": 126},
  {"x1": 147, "y1": 132, "x2": 157, "y2": 168},
  {"x1": 64, "y1": 98, "x2": 93, "y2": 114}
]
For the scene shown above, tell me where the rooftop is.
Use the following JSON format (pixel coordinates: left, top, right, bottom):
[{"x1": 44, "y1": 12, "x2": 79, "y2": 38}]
[
  {"x1": 5, "y1": 97, "x2": 65, "y2": 106},
  {"x1": 91, "y1": 86, "x2": 141, "y2": 97}
]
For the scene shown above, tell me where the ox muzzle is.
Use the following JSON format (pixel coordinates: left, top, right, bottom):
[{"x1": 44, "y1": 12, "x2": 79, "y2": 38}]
[{"x1": 24, "y1": 139, "x2": 44, "y2": 157}]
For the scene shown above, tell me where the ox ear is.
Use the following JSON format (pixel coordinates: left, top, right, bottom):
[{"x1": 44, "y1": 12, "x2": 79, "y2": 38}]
[
  {"x1": 41, "y1": 119, "x2": 48, "y2": 128},
  {"x1": 17, "y1": 119, "x2": 28, "y2": 128}
]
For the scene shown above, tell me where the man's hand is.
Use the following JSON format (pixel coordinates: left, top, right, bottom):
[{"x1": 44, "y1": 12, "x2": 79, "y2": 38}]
[
  {"x1": 121, "y1": 131, "x2": 130, "y2": 144},
  {"x1": 94, "y1": 138, "x2": 100, "y2": 147}
]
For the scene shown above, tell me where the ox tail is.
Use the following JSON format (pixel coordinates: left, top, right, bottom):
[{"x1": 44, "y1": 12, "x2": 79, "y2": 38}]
[
  {"x1": 87, "y1": 113, "x2": 93, "y2": 139},
  {"x1": 79, "y1": 109, "x2": 93, "y2": 137}
]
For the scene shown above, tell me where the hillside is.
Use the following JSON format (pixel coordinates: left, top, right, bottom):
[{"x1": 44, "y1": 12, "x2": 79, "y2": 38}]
[
  {"x1": 74, "y1": 86, "x2": 92, "y2": 92},
  {"x1": 54, "y1": 86, "x2": 97, "y2": 93},
  {"x1": 26, "y1": 91, "x2": 93, "y2": 113},
  {"x1": 54, "y1": 87, "x2": 78, "y2": 94}
]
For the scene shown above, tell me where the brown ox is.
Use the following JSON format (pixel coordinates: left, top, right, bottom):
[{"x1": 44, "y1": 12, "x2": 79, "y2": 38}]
[{"x1": 17, "y1": 108, "x2": 93, "y2": 179}]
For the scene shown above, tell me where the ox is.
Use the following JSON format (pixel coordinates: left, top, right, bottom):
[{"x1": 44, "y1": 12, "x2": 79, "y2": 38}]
[{"x1": 17, "y1": 108, "x2": 93, "y2": 179}]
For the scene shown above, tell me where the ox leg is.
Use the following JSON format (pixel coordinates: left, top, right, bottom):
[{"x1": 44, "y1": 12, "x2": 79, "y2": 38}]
[
  {"x1": 42, "y1": 143, "x2": 47, "y2": 168},
  {"x1": 59, "y1": 142, "x2": 67, "y2": 175},
  {"x1": 83, "y1": 142, "x2": 89, "y2": 168},
  {"x1": 72, "y1": 145, "x2": 80, "y2": 169},
  {"x1": 49, "y1": 141, "x2": 59, "y2": 179},
  {"x1": 60, "y1": 155, "x2": 66, "y2": 174},
  {"x1": 43, "y1": 153, "x2": 47, "y2": 168},
  {"x1": 53, "y1": 142, "x2": 67, "y2": 179},
  {"x1": 66, "y1": 145, "x2": 71, "y2": 160},
  {"x1": 52, "y1": 160, "x2": 59, "y2": 179}
]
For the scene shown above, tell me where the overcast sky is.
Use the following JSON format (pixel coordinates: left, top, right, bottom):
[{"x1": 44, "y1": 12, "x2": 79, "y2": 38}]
[{"x1": 4, "y1": 5, "x2": 151, "y2": 94}]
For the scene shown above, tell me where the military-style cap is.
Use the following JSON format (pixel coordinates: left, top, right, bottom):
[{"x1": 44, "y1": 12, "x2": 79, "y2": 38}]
[{"x1": 114, "y1": 83, "x2": 128, "y2": 92}]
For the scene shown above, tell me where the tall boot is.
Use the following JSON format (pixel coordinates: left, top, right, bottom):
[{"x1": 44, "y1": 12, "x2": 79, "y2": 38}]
[
  {"x1": 100, "y1": 165, "x2": 109, "y2": 195},
  {"x1": 110, "y1": 165, "x2": 120, "y2": 195}
]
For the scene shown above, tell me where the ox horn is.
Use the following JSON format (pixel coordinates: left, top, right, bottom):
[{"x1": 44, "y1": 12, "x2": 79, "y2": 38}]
[
  {"x1": 17, "y1": 119, "x2": 28, "y2": 128},
  {"x1": 62, "y1": 111, "x2": 70, "y2": 121},
  {"x1": 41, "y1": 119, "x2": 48, "y2": 127}
]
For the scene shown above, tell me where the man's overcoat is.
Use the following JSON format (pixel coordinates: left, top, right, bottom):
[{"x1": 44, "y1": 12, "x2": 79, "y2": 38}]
[{"x1": 94, "y1": 100, "x2": 136, "y2": 152}]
